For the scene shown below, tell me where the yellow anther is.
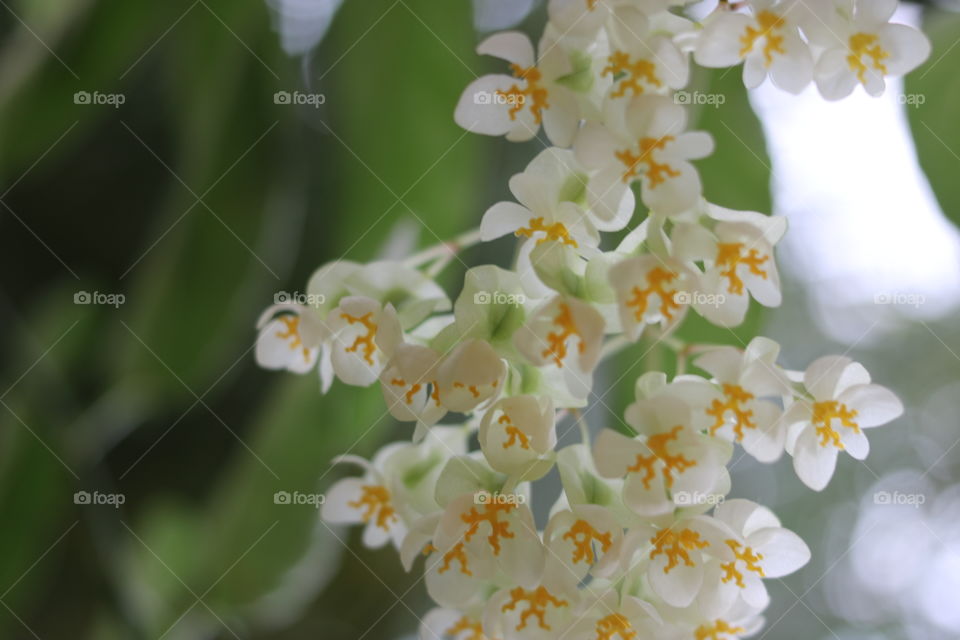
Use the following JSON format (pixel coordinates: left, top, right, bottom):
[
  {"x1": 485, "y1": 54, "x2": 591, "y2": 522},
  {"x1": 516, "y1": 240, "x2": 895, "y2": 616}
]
[
  {"x1": 515, "y1": 217, "x2": 578, "y2": 247},
  {"x1": 340, "y1": 311, "x2": 378, "y2": 365},
  {"x1": 716, "y1": 242, "x2": 769, "y2": 295},
  {"x1": 595, "y1": 613, "x2": 637, "y2": 640},
  {"x1": 847, "y1": 32, "x2": 890, "y2": 83},
  {"x1": 500, "y1": 414, "x2": 531, "y2": 450},
  {"x1": 542, "y1": 302, "x2": 584, "y2": 368},
  {"x1": 275, "y1": 315, "x2": 311, "y2": 362},
  {"x1": 390, "y1": 378, "x2": 422, "y2": 404},
  {"x1": 695, "y1": 619, "x2": 746, "y2": 640},
  {"x1": 603, "y1": 50, "x2": 662, "y2": 98},
  {"x1": 347, "y1": 485, "x2": 397, "y2": 531},
  {"x1": 627, "y1": 425, "x2": 697, "y2": 489},
  {"x1": 616, "y1": 136, "x2": 679, "y2": 186},
  {"x1": 562, "y1": 519, "x2": 613, "y2": 564},
  {"x1": 812, "y1": 400, "x2": 859, "y2": 449},
  {"x1": 501, "y1": 586, "x2": 568, "y2": 631},
  {"x1": 650, "y1": 527, "x2": 710, "y2": 573},
  {"x1": 461, "y1": 503, "x2": 517, "y2": 555},
  {"x1": 739, "y1": 10, "x2": 786, "y2": 66},
  {"x1": 438, "y1": 541, "x2": 472, "y2": 576},
  {"x1": 626, "y1": 266, "x2": 681, "y2": 322},
  {"x1": 720, "y1": 539, "x2": 765, "y2": 588},
  {"x1": 706, "y1": 384, "x2": 756, "y2": 440},
  {"x1": 497, "y1": 64, "x2": 550, "y2": 124},
  {"x1": 445, "y1": 616, "x2": 486, "y2": 640}
]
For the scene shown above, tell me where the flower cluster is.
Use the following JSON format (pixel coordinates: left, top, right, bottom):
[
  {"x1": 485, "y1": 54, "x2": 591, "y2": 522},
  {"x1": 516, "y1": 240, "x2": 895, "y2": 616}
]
[{"x1": 256, "y1": 1, "x2": 921, "y2": 638}]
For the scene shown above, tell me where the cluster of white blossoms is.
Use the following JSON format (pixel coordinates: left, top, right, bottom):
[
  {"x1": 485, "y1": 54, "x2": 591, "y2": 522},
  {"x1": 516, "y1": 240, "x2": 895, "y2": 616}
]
[{"x1": 256, "y1": 0, "x2": 924, "y2": 637}]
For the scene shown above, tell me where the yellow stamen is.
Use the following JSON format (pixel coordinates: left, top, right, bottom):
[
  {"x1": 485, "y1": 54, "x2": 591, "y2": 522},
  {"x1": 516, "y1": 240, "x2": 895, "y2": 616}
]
[
  {"x1": 625, "y1": 267, "x2": 681, "y2": 322},
  {"x1": 595, "y1": 613, "x2": 637, "y2": 640},
  {"x1": 347, "y1": 485, "x2": 397, "y2": 531},
  {"x1": 515, "y1": 217, "x2": 578, "y2": 247},
  {"x1": 497, "y1": 64, "x2": 549, "y2": 125},
  {"x1": 275, "y1": 316, "x2": 311, "y2": 363},
  {"x1": 716, "y1": 242, "x2": 769, "y2": 295},
  {"x1": 390, "y1": 378, "x2": 422, "y2": 404},
  {"x1": 616, "y1": 136, "x2": 679, "y2": 186},
  {"x1": 706, "y1": 384, "x2": 756, "y2": 440},
  {"x1": 453, "y1": 381, "x2": 481, "y2": 398},
  {"x1": 438, "y1": 541, "x2": 472, "y2": 576},
  {"x1": 627, "y1": 425, "x2": 697, "y2": 489},
  {"x1": 695, "y1": 619, "x2": 746, "y2": 640},
  {"x1": 650, "y1": 527, "x2": 710, "y2": 573},
  {"x1": 586, "y1": 0, "x2": 598, "y2": 9},
  {"x1": 847, "y1": 32, "x2": 890, "y2": 84},
  {"x1": 462, "y1": 503, "x2": 517, "y2": 555},
  {"x1": 501, "y1": 586, "x2": 568, "y2": 631},
  {"x1": 720, "y1": 539, "x2": 765, "y2": 588},
  {"x1": 562, "y1": 519, "x2": 613, "y2": 564},
  {"x1": 740, "y1": 10, "x2": 786, "y2": 66},
  {"x1": 542, "y1": 302, "x2": 585, "y2": 368},
  {"x1": 340, "y1": 311, "x2": 378, "y2": 365},
  {"x1": 500, "y1": 414, "x2": 531, "y2": 450},
  {"x1": 812, "y1": 400, "x2": 859, "y2": 449},
  {"x1": 445, "y1": 616, "x2": 486, "y2": 640},
  {"x1": 603, "y1": 50, "x2": 662, "y2": 98}
]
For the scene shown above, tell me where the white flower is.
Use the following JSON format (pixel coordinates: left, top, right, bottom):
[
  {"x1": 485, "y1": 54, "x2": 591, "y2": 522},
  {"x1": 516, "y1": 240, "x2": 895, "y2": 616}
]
[
  {"x1": 785, "y1": 355, "x2": 903, "y2": 490},
  {"x1": 603, "y1": 7, "x2": 689, "y2": 99},
  {"x1": 695, "y1": 0, "x2": 814, "y2": 94},
  {"x1": 434, "y1": 339, "x2": 507, "y2": 413},
  {"x1": 325, "y1": 296, "x2": 403, "y2": 387},
  {"x1": 420, "y1": 607, "x2": 489, "y2": 640},
  {"x1": 543, "y1": 504, "x2": 624, "y2": 584},
  {"x1": 563, "y1": 587, "x2": 661, "y2": 640},
  {"x1": 608, "y1": 254, "x2": 699, "y2": 339},
  {"x1": 574, "y1": 95, "x2": 713, "y2": 215},
  {"x1": 514, "y1": 295, "x2": 606, "y2": 401},
  {"x1": 699, "y1": 499, "x2": 810, "y2": 617},
  {"x1": 254, "y1": 303, "x2": 326, "y2": 374},
  {"x1": 594, "y1": 396, "x2": 732, "y2": 517},
  {"x1": 483, "y1": 571, "x2": 580, "y2": 640},
  {"x1": 454, "y1": 32, "x2": 582, "y2": 146},
  {"x1": 479, "y1": 395, "x2": 557, "y2": 482},
  {"x1": 802, "y1": 0, "x2": 930, "y2": 100},
  {"x1": 379, "y1": 343, "x2": 447, "y2": 436}
]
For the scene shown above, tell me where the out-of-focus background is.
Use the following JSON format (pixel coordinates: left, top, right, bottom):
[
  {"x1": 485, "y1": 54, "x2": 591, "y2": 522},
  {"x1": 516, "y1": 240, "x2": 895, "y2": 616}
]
[{"x1": 0, "y1": 0, "x2": 958, "y2": 638}]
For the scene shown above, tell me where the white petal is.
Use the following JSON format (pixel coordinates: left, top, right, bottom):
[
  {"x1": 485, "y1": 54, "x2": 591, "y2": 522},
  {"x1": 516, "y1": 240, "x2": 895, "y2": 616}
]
[
  {"x1": 792, "y1": 426, "x2": 838, "y2": 491},
  {"x1": 477, "y1": 31, "x2": 535, "y2": 67}
]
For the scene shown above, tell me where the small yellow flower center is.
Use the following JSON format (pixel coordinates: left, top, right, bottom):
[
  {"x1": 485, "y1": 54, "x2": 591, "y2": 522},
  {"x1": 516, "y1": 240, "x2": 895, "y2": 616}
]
[
  {"x1": 340, "y1": 311, "x2": 378, "y2": 365},
  {"x1": 595, "y1": 613, "x2": 637, "y2": 640},
  {"x1": 649, "y1": 527, "x2": 710, "y2": 573},
  {"x1": 706, "y1": 384, "x2": 756, "y2": 440},
  {"x1": 497, "y1": 64, "x2": 550, "y2": 125},
  {"x1": 616, "y1": 136, "x2": 679, "y2": 186},
  {"x1": 720, "y1": 539, "x2": 765, "y2": 588},
  {"x1": 740, "y1": 10, "x2": 786, "y2": 66},
  {"x1": 586, "y1": 0, "x2": 598, "y2": 9},
  {"x1": 626, "y1": 267, "x2": 682, "y2": 323},
  {"x1": 695, "y1": 619, "x2": 746, "y2": 640},
  {"x1": 438, "y1": 541, "x2": 472, "y2": 576},
  {"x1": 347, "y1": 485, "x2": 397, "y2": 531},
  {"x1": 515, "y1": 217, "x2": 578, "y2": 247},
  {"x1": 390, "y1": 378, "x2": 422, "y2": 404},
  {"x1": 275, "y1": 316, "x2": 311, "y2": 363},
  {"x1": 445, "y1": 616, "x2": 486, "y2": 640},
  {"x1": 716, "y1": 242, "x2": 769, "y2": 295},
  {"x1": 812, "y1": 400, "x2": 860, "y2": 449},
  {"x1": 563, "y1": 519, "x2": 613, "y2": 564},
  {"x1": 603, "y1": 51, "x2": 662, "y2": 98},
  {"x1": 501, "y1": 586, "x2": 568, "y2": 631},
  {"x1": 627, "y1": 425, "x2": 697, "y2": 489},
  {"x1": 542, "y1": 302, "x2": 585, "y2": 368},
  {"x1": 500, "y1": 414, "x2": 532, "y2": 450},
  {"x1": 462, "y1": 503, "x2": 517, "y2": 554},
  {"x1": 847, "y1": 32, "x2": 890, "y2": 84}
]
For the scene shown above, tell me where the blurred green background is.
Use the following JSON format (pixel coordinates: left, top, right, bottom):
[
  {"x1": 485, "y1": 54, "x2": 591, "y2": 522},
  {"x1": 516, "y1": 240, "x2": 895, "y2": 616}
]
[{"x1": 1, "y1": 1, "x2": 958, "y2": 639}]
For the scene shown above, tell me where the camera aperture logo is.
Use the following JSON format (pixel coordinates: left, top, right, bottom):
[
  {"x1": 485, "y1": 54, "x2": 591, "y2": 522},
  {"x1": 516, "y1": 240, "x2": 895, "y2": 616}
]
[
  {"x1": 274, "y1": 490, "x2": 325, "y2": 509},
  {"x1": 74, "y1": 490, "x2": 126, "y2": 508},
  {"x1": 75, "y1": 291, "x2": 125, "y2": 308},
  {"x1": 473, "y1": 290, "x2": 525, "y2": 307},
  {"x1": 74, "y1": 91, "x2": 126, "y2": 108},
  {"x1": 274, "y1": 291, "x2": 326, "y2": 307},
  {"x1": 474, "y1": 490, "x2": 526, "y2": 506},
  {"x1": 274, "y1": 91, "x2": 326, "y2": 108}
]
